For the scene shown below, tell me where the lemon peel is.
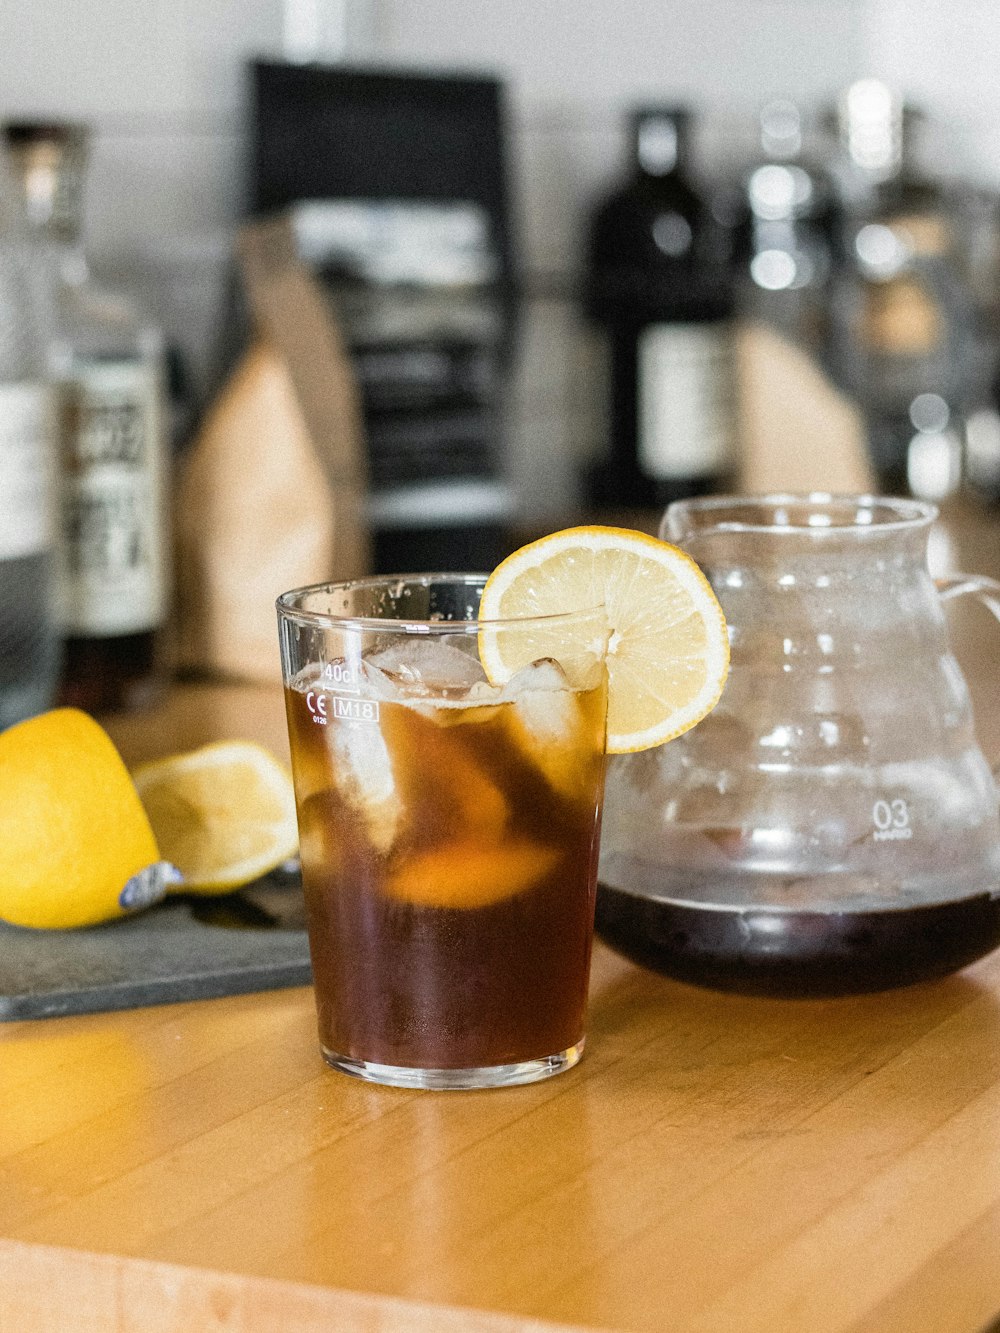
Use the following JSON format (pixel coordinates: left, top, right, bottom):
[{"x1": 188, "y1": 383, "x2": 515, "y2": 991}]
[{"x1": 0, "y1": 708, "x2": 161, "y2": 929}]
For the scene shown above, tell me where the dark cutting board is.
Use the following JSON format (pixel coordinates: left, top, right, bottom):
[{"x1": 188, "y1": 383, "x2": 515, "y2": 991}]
[{"x1": 0, "y1": 873, "x2": 312, "y2": 1021}]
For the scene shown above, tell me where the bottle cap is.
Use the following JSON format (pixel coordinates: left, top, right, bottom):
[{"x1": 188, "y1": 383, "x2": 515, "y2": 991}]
[
  {"x1": 631, "y1": 106, "x2": 692, "y2": 177},
  {"x1": 1, "y1": 119, "x2": 89, "y2": 237}
]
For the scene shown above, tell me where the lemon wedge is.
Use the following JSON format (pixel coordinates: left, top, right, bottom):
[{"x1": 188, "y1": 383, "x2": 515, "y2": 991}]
[
  {"x1": 132, "y1": 741, "x2": 298, "y2": 893},
  {"x1": 479, "y1": 525, "x2": 729, "y2": 753}
]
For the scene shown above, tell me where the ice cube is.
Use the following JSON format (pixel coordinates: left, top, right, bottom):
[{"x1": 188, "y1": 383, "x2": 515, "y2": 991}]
[
  {"x1": 499, "y1": 656, "x2": 570, "y2": 701},
  {"x1": 512, "y1": 688, "x2": 581, "y2": 759},
  {"x1": 466, "y1": 679, "x2": 503, "y2": 703},
  {"x1": 360, "y1": 658, "x2": 406, "y2": 702},
  {"x1": 290, "y1": 663, "x2": 326, "y2": 694},
  {"x1": 505, "y1": 658, "x2": 591, "y2": 801},
  {"x1": 366, "y1": 637, "x2": 486, "y2": 696},
  {"x1": 330, "y1": 723, "x2": 401, "y2": 854}
]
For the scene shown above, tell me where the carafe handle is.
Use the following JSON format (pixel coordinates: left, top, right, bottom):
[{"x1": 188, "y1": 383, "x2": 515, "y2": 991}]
[{"x1": 936, "y1": 572, "x2": 1000, "y2": 780}]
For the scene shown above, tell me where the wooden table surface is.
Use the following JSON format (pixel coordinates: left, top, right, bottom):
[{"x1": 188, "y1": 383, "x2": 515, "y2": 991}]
[{"x1": 3, "y1": 501, "x2": 1000, "y2": 1333}]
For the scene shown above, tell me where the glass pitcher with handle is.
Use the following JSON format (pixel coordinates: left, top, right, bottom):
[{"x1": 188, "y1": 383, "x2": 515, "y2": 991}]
[{"x1": 596, "y1": 494, "x2": 1000, "y2": 996}]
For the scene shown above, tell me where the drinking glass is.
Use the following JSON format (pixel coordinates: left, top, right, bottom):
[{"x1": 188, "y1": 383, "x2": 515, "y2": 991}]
[{"x1": 277, "y1": 574, "x2": 608, "y2": 1089}]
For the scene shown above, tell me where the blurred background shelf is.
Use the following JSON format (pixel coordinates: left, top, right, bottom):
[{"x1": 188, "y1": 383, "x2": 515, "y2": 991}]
[{"x1": 5, "y1": 0, "x2": 1000, "y2": 521}]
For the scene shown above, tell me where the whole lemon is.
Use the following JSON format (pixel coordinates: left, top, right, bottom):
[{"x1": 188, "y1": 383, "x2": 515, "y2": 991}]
[{"x1": 0, "y1": 708, "x2": 161, "y2": 929}]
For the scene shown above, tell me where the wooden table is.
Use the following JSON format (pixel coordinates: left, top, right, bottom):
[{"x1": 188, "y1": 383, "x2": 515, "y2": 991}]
[{"x1": 3, "y1": 503, "x2": 1000, "y2": 1333}]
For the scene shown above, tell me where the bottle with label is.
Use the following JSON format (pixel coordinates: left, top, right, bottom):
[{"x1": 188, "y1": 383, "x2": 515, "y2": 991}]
[
  {"x1": 0, "y1": 138, "x2": 59, "y2": 729},
  {"x1": 583, "y1": 106, "x2": 738, "y2": 509},
  {"x1": 5, "y1": 122, "x2": 169, "y2": 712}
]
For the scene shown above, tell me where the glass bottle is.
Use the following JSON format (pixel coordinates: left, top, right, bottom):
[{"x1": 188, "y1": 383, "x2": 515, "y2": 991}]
[
  {"x1": 734, "y1": 99, "x2": 838, "y2": 347},
  {"x1": 0, "y1": 137, "x2": 59, "y2": 729},
  {"x1": 824, "y1": 82, "x2": 970, "y2": 498},
  {"x1": 583, "y1": 106, "x2": 738, "y2": 509},
  {"x1": 4, "y1": 121, "x2": 169, "y2": 713}
]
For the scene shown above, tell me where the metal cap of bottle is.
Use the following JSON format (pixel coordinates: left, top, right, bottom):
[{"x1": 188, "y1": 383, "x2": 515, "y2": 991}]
[
  {"x1": 837, "y1": 79, "x2": 903, "y2": 180},
  {"x1": 630, "y1": 106, "x2": 692, "y2": 178},
  {"x1": 2, "y1": 120, "x2": 89, "y2": 241},
  {"x1": 758, "y1": 99, "x2": 803, "y2": 161}
]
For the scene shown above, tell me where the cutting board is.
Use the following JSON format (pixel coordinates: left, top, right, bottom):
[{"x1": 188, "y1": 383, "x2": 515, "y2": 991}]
[{"x1": 0, "y1": 874, "x2": 312, "y2": 1021}]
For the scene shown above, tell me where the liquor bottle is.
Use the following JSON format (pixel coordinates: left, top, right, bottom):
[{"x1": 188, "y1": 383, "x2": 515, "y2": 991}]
[
  {"x1": 5, "y1": 122, "x2": 169, "y2": 712},
  {"x1": 583, "y1": 106, "x2": 738, "y2": 509},
  {"x1": 824, "y1": 82, "x2": 969, "y2": 496},
  {"x1": 0, "y1": 138, "x2": 59, "y2": 729}
]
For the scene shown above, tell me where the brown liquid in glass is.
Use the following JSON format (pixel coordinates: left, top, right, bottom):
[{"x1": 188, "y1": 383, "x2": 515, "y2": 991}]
[{"x1": 285, "y1": 681, "x2": 606, "y2": 1069}]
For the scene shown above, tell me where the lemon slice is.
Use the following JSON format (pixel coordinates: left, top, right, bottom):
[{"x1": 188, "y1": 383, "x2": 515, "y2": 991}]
[
  {"x1": 479, "y1": 526, "x2": 729, "y2": 754},
  {"x1": 132, "y1": 741, "x2": 299, "y2": 893},
  {"x1": 387, "y1": 839, "x2": 561, "y2": 909}
]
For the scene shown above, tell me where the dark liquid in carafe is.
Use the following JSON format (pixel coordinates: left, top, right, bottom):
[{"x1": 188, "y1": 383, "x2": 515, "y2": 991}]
[{"x1": 595, "y1": 882, "x2": 1000, "y2": 997}]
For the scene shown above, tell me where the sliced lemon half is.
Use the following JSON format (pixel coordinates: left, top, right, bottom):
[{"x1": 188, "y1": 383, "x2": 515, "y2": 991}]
[
  {"x1": 479, "y1": 525, "x2": 729, "y2": 754},
  {"x1": 0, "y1": 708, "x2": 161, "y2": 929},
  {"x1": 132, "y1": 741, "x2": 299, "y2": 893}
]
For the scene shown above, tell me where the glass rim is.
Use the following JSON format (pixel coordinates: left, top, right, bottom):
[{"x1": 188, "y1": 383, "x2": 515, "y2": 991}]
[
  {"x1": 663, "y1": 492, "x2": 939, "y2": 537},
  {"x1": 276, "y1": 571, "x2": 606, "y2": 633}
]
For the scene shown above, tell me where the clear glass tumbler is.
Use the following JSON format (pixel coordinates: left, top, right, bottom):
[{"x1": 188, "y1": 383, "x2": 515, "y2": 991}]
[{"x1": 277, "y1": 574, "x2": 609, "y2": 1089}]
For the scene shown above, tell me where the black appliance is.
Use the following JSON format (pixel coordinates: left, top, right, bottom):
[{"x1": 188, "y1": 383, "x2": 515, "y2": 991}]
[{"x1": 249, "y1": 60, "x2": 519, "y2": 573}]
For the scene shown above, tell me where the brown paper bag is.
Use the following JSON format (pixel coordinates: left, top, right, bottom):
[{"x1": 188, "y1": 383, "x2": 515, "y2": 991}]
[
  {"x1": 735, "y1": 323, "x2": 876, "y2": 496},
  {"x1": 174, "y1": 216, "x2": 370, "y2": 682}
]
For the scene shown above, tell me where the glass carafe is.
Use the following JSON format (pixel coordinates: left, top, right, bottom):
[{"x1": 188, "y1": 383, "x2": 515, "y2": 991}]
[{"x1": 596, "y1": 494, "x2": 1000, "y2": 996}]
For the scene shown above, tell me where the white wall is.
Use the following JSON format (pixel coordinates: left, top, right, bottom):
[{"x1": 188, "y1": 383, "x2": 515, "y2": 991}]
[
  {"x1": 863, "y1": 0, "x2": 1000, "y2": 187},
  {"x1": 0, "y1": 0, "x2": 285, "y2": 402},
  {"x1": 0, "y1": 0, "x2": 281, "y2": 248},
  {"x1": 2, "y1": 0, "x2": 998, "y2": 516},
  {"x1": 376, "y1": 0, "x2": 868, "y2": 279}
]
